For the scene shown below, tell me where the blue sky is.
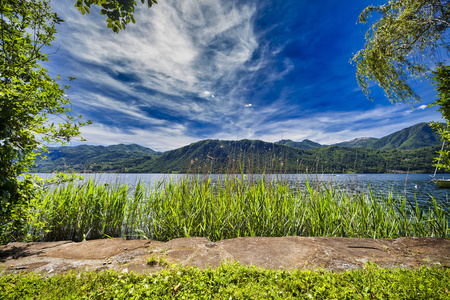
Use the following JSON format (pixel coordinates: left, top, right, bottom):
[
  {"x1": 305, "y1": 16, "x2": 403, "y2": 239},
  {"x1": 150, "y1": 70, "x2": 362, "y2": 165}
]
[{"x1": 47, "y1": 0, "x2": 442, "y2": 151}]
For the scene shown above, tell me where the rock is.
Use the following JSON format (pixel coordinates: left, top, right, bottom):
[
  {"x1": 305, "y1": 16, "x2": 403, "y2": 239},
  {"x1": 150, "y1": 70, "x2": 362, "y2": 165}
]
[{"x1": 0, "y1": 237, "x2": 448, "y2": 276}]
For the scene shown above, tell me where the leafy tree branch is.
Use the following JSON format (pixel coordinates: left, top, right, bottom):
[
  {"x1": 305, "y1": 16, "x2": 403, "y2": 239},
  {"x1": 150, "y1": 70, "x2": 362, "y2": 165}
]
[
  {"x1": 75, "y1": 0, "x2": 158, "y2": 33},
  {"x1": 0, "y1": 0, "x2": 157, "y2": 242},
  {"x1": 354, "y1": 0, "x2": 450, "y2": 171},
  {"x1": 352, "y1": 0, "x2": 449, "y2": 104}
]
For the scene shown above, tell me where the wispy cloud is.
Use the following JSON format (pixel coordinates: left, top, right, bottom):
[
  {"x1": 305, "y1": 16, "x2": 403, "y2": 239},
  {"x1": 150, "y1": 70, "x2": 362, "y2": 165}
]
[
  {"x1": 74, "y1": 92, "x2": 166, "y2": 126},
  {"x1": 55, "y1": 0, "x2": 259, "y2": 100},
  {"x1": 45, "y1": 1, "x2": 440, "y2": 151},
  {"x1": 50, "y1": 1, "x2": 283, "y2": 135},
  {"x1": 209, "y1": 104, "x2": 442, "y2": 146},
  {"x1": 77, "y1": 123, "x2": 198, "y2": 152}
]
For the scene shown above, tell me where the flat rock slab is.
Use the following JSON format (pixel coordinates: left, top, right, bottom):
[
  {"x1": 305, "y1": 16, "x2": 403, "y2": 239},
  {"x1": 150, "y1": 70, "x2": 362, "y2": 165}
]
[{"x1": 0, "y1": 237, "x2": 448, "y2": 276}]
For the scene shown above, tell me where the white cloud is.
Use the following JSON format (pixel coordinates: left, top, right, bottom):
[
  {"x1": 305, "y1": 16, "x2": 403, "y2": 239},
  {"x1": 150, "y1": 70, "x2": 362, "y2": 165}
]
[
  {"x1": 53, "y1": 0, "x2": 258, "y2": 101},
  {"x1": 46, "y1": 1, "x2": 441, "y2": 152},
  {"x1": 76, "y1": 123, "x2": 198, "y2": 152},
  {"x1": 48, "y1": 0, "x2": 273, "y2": 134},
  {"x1": 75, "y1": 92, "x2": 166, "y2": 126},
  {"x1": 205, "y1": 104, "x2": 442, "y2": 147},
  {"x1": 418, "y1": 105, "x2": 427, "y2": 110}
]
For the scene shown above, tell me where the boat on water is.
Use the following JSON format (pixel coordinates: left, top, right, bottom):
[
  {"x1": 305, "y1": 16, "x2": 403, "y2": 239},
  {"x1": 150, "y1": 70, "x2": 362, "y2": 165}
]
[
  {"x1": 432, "y1": 141, "x2": 450, "y2": 188},
  {"x1": 433, "y1": 179, "x2": 450, "y2": 188}
]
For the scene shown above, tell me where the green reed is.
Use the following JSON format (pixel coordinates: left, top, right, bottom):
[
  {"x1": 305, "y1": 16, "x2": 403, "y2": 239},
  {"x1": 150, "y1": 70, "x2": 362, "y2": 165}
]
[{"x1": 24, "y1": 175, "x2": 449, "y2": 242}]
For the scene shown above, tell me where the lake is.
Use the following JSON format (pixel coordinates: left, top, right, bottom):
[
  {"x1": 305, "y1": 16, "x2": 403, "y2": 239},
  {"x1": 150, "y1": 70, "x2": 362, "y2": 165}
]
[{"x1": 34, "y1": 173, "x2": 450, "y2": 208}]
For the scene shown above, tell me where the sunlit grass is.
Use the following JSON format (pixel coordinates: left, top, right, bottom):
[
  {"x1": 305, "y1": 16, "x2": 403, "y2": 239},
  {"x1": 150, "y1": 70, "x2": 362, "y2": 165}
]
[
  {"x1": 1, "y1": 263, "x2": 449, "y2": 299},
  {"x1": 25, "y1": 175, "x2": 449, "y2": 242}
]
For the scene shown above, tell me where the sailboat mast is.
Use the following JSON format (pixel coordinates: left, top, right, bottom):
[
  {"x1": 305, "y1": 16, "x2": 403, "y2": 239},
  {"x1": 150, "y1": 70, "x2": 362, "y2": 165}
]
[{"x1": 433, "y1": 140, "x2": 446, "y2": 178}]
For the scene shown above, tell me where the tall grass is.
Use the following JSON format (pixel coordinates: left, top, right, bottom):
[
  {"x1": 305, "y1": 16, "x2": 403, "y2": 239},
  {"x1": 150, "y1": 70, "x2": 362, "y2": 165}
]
[{"x1": 24, "y1": 175, "x2": 449, "y2": 242}]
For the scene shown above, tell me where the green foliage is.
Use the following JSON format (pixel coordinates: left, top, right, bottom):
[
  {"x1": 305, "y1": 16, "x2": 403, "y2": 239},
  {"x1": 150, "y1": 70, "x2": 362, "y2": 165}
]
[
  {"x1": 34, "y1": 144, "x2": 160, "y2": 173},
  {"x1": 337, "y1": 123, "x2": 442, "y2": 150},
  {"x1": 335, "y1": 137, "x2": 379, "y2": 148},
  {"x1": 33, "y1": 140, "x2": 441, "y2": 174},
  {"x1": 75, "y1": 0, "x2": 158, "y2": 33},
  {"x1": 146, "y1": 255, "x2": 169, "y2": 267},
  {"x1": 22, "y1": 176, "x2": 449, "y2": 242},
  {"x1": 32, "y1": 124, "x2": 442, "y2": 174},
  {"x1": 430, "y1": 66, "x2": 450, "y2": 171},
  {"x1": 0, "y1": 0, "x2": 91, "y2": 243},
  {"x1": 293, "y1": 123, "x2": 442, "y2": 151},
  {"x1": 352, "y1": 0, "x2": 450, "y2": 104},
  {"x1": 354, "y1": 1, "x2": 450, "y2": 171},
  {"x1": 277, "y1": 139, "x2": 325, "y2": 150},
  {"x1": 0, "y1": 263, "x2": 449, "y2": 299},
  {"x1": 0, "y1": 0, "x2": 157, "y2": 244}
]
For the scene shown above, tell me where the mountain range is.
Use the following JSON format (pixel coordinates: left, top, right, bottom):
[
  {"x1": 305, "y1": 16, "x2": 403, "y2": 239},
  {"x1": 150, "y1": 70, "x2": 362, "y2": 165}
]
[
  {"x1": 33, "y1": 122, "x2": 444, "y2": 174},
  {"x1": 276, "y1": 123, "x2": 441, "y2": 150}
]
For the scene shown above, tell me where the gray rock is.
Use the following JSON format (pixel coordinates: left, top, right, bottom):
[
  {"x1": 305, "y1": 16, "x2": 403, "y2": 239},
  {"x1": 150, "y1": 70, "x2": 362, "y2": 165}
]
[{"x1": 0, "y1": 237, "x2": 448, "y2": 276}]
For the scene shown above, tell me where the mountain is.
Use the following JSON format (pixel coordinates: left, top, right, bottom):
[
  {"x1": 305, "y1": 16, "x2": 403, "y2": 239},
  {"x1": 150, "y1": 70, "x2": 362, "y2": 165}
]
[
  {"x1": 276, "y1": 139, "x2": 325, "y2": 149},
  {"x1": 34, "y1": 144, "x2": 161, "y2": 172},
  {"x1": 278, "y1": 123, "x2": 441, "y2": 150},
  {"x1": 103, "y1": 139, "x2": 310, "y2": 174},
  {"x1": 335, "y1": 137, "x2": 378, "y2": 148},
  {"x1": 33, "y1": 123, "x2": 444, "y2": 174},
  {"x1": 369, "y1": 123, "x2": 442, "y2": 150},
  {"x1": 34, "y1": 139, "x2": 440, "y2": 174},
  {"x1": 335, "y1": 123, "x2": 441, "y2": 150}
]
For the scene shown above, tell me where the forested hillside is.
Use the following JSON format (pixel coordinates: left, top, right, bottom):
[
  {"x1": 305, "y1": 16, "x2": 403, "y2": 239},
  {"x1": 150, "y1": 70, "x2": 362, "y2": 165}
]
[
  {"x1": 279, "y1": 123, "x2": 441, "y2": 150},
  {"x1": 33, "y1": 140, "x2": 440, "y2": 174},
  {"x1": 335, "y1": 123, "x2": 441, "y2": 150},
  {"x1": 33, "y1": 123, "x2": 443, "y2": 174},
  {"x1": 34, "y1": 144, "x2": 160, "y2": 173},
  {"x1": 276, "y1": 139, "x2": 324, "y2": 150}
]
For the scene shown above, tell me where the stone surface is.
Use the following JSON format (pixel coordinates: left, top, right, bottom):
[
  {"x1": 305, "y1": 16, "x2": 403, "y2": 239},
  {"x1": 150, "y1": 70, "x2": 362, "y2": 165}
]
[{"x1": 0, "y1": 237, "x2": 448, "y2": 276}]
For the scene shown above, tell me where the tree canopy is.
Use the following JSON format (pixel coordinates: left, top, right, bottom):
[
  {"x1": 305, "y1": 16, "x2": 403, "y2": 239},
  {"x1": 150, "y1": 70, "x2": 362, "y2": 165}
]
[
  {"x1": 0, "y1": 0, "x2": 87, "y2": 239},
  {"x1": 430, "y1": 65, "x2": 450, "y2": 170},
  {"x1": 0, "y1": 0, "x2": 156, "y2": 242},
  {"x1": 353, "y1": 0, "x2": 450, "y2": 171},
  {"x1": 75, "y1": 0, "x2": 158, "y2": 33},
  {"x1": 352, "y1": 0, "x2": 450, "y2": 104}
]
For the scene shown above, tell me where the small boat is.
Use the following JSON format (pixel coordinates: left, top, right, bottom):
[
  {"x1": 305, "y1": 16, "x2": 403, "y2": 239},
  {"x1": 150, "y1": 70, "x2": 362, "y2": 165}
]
[
  {"x1": 432, "y1": 141, "x2": 450, "y2": 188},
  {"x1": 433, "y1": 179, "x2": 450, "y2": 188}
]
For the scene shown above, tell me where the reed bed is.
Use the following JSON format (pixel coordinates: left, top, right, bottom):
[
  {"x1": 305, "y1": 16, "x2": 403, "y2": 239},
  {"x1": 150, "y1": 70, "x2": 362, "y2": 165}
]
[{"x1": 24, "y1": 175, "x2": 449, "y2": 242}]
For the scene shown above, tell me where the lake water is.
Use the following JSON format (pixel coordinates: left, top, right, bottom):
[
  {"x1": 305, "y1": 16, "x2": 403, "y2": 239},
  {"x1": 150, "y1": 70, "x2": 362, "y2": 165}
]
[{"x1": 34, "y1": 173, "x2": 450, "y2": 208}]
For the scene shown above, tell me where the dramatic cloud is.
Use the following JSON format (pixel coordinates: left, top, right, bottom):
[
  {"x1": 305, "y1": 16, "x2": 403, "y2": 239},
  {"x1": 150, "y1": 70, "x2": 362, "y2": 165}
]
[{"x1": 46, "y1": 0, "x2": 441, "y2": 151}]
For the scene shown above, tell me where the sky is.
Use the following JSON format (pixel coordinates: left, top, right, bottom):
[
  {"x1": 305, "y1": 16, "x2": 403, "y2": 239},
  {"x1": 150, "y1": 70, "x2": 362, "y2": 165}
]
[{"x1": 46, "y1": 0, "x2": 443, "y2": 152}]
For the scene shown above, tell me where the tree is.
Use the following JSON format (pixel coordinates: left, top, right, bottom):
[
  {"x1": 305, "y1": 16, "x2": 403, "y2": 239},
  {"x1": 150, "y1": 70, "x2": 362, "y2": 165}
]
[
  {"x1": 0, "y1": 0, "x2": 86, "y2": 241},
  {"x1": 430, "y1": 66, "x2": 450, "y2": 170},
  {"x1": 353, "y1": 0, "x2": 450, "y2": 169},
  {"x1": 0, "y1": 0, "x2": 157, "y2": 242},
  {"x1": 75, "y1": 0, "x2": 158, "y2": 33}
]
